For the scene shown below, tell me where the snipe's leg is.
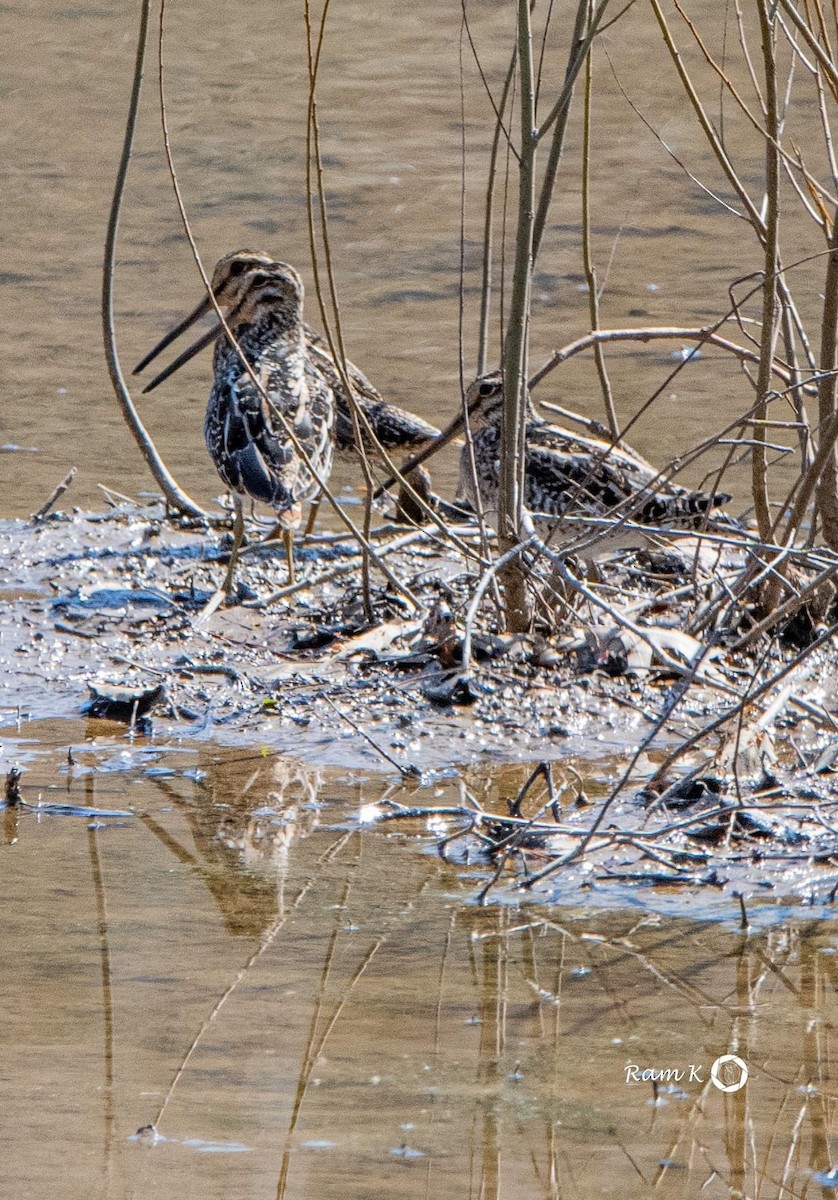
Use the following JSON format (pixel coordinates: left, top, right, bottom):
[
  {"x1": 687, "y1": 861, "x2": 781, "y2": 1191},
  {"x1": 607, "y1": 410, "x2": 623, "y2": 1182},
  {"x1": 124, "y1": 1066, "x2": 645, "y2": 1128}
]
[
  {"x1": 302, "y1": 493, "x2": 322, "y2": 540},
  {"x1": 283, "y1": 528, "x2": 296, "y2": 585},
  {"x1": 222, "y1": 495, "x2": 245, "y2": 598}
]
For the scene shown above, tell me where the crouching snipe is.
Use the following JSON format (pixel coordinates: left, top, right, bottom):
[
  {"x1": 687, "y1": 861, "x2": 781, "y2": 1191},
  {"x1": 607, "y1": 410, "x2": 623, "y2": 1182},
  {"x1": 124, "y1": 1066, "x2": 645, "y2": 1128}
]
[{"x1": 391, "y1": 371, "x2": 732, "y2": 557}]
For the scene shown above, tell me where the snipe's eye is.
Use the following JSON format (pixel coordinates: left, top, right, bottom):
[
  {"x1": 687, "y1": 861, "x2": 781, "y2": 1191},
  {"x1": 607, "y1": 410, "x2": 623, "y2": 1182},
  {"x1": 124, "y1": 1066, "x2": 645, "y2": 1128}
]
[
  {"x1": 229, "y1": 260, "x2": 247, "y2": 277},
  {"x1": 479, "y1": 380, "x2": 497, "y2": 397}
]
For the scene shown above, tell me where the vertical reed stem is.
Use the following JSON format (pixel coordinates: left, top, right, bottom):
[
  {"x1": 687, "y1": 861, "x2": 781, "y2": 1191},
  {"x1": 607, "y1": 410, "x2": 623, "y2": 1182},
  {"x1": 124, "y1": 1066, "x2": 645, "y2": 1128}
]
[
  {"x1": 581, "y1": 42, "x2": 619, "y2": 440},
  {"x1": 752, "y1": 0, "x2": 781, "y2": 543},
  {"x1": 814, "y1": 212, "x2": 838, "y2": 548},
  {"x1": 499, "y1": 0, "x2": 537, "y2": 632}
]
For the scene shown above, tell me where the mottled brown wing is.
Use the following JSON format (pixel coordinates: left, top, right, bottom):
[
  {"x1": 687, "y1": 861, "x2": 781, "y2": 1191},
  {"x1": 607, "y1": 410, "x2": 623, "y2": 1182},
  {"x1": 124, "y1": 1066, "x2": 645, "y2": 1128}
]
[
  {"x1": 206, "y1": 350, "x2": 333, "y2": 518},
  {"x1": 304, "y1": 328, "x2": 440, "y2": 456}
]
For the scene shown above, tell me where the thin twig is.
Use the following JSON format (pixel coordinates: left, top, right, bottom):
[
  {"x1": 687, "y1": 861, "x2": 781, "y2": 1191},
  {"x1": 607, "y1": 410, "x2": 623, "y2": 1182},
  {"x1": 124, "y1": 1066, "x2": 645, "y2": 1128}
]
[
  {"x1": 101, "y1": 0, "x2": 204, "y2": 518},
  {"x1": 31, "y1": 468, "x2": 76, "y2": 521}
]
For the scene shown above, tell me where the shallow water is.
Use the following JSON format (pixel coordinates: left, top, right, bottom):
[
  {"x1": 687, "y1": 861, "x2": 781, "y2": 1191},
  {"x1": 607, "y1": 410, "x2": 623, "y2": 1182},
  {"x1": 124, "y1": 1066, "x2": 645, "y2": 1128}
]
[
  {"x1": 2, "y1": 723, "x2": 838, "y2": 1199},
  {"x1": 0, "y1": 0, "x2": 820, "y2": 519}
]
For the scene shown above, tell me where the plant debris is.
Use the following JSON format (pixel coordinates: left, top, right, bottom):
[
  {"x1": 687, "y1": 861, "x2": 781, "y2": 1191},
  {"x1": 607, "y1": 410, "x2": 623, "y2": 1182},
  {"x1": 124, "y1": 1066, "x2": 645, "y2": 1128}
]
[{"x1": 2, "y1": 501, "x2": 838, "y2": 903}]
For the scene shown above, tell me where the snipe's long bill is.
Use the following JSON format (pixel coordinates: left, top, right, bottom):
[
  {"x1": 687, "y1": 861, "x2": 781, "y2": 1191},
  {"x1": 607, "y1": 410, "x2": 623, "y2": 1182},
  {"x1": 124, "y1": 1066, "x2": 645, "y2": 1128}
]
[{"x1": 133, "y1": 249, "x2": 276, "y2": 393}]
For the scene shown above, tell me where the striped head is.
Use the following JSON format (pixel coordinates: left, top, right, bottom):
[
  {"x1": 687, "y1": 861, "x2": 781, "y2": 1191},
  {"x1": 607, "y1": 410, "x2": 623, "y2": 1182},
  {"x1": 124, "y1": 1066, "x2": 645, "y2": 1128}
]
[
  {"x1": 370, "y1": 370, "x2": 529, "y2": 494},
  {"x1": 463, "y1": 372, "x2": 538, "y2": 428},
  {"x1": 225, "y1": 260, "x2": 305, "y2": 335},
  {"x1": 463, "y1": 372, "x2": 504, "y2": 428},
  {"x1": 208, "y1": 248, "x2": 277, "y2": 311}
]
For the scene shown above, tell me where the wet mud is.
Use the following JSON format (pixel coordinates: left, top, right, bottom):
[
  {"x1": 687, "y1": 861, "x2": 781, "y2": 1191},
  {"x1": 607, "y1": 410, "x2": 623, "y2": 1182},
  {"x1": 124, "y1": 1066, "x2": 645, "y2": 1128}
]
[
  {"x1": 0, "y1": 507, "x2": 672, "y2": 769},
  {"x1": 3, "y1": 505, "x2": 838, "y2": 920}
]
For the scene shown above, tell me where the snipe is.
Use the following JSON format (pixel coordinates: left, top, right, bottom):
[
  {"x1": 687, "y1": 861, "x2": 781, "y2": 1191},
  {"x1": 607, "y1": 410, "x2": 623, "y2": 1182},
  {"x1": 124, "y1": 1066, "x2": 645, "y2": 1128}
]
[
  {"x1": 393, "y1": 371, "x2": 732, "y2": 556},
  {"x1": 135, "y1": 253, "x2": 334, "y2": 594},
  {"x1": 135, "y1": 250, "x2": 443, "y2": 563}
]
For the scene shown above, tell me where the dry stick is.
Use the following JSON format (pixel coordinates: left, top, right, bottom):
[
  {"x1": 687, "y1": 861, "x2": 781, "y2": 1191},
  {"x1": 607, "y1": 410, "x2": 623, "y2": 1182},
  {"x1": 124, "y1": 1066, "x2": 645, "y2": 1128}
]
[
  {"x1": 677, "y1": 0, "x2": 838, "y2": 212},
  {"x1": 533, "y1": 278, "x2": 821, "y2": 559},
  {"x1": 454, "y1": 7, "x2": 514, "y2": 605},
  {"x1": 781, "y1": 390, "x2": 838, "y2": 545},
  {"x1": 457, "y1": 17, "x2": 468, "y2": 394},
  {"x1": 301, "y1": 4, "x2": 481, "y2": 580},
  {"x1": 531, "y1": 0, "x2": 616, "y2": 260},
  {"x1": 725, "y1": 566, "x2": 835, "y2": 652},
  {"x1": 777, "y1": 278, "x2": 816, "y2": 470},
  {"x1": 469, "y1": 13, "x2": 517, "y2": 377},
  {"x1": 688, "y1": 536, "x2": 798, "y2": 639},
  {"x1": 101, "y1": 0, "x2": 204, "y2": 519},
  {"x1": 580, "y1": 43, "x2": 619, "y2": 441},
  {"x1": 734, "y1": 0, "x2": 765, "y2": 106},
  {"x1": 527, "y1": 266, "x2": 834, "y2": 563},
  {"x1": 460, "y1": 1, "x2": 519, "y2": 161},
  {"x1": 498, "y1": 52, "x2": 515, "y2": 374},
  {"x1": 814, "y1": 212, "x2": 838, "y2": 550},
  {"x1": 455, "y1": 19, "x2": 504, "y2": 608},
  {"x1": 303, "y1": 0, "x2": 374, "y2": 622},
  {"x1": 752, "y1": 0, "x2": 782, "y2": 544},
  {"x1": 529, "y1": 325, "x2": 805, "y2": 390},
  {"x1": 649, "y1": 0, "x2": 766, "y2": 236},
  {"x1": 290, "y1": 11, "x2": 482, "y2": 583},
  {"x1": 806, "y1": 21, "x2": 838, "y2": 192},
  {"x1": 729, "y1": 271, "x2": 766, "y2": 353},
  {"x1": 522, "y1": 591, "x2": 838, "y2": 892},
  {"x1": 250, "y1": 529, "x2": 427, "y2": 607},
  {"x1": 810, "y1": 0, "x2": 838, "y2": 70},
  {"x1": 783, "y1": 26, "x2": 838, "y2": 512},
  {"x1": 519, "y1": 391, "x2": 757, "y2": 564},
  {"x1": 735, "y1": 262, "x2": 822, "y2": 492},
  {"x1": 603, "y1": 40, "x2": 746, "y2": 221},
  {"x1": 739, "y1": 352, "x2": 838, "y2": 538},
  {"x1": 523, "y1": 669, "x2": 797, "y2": 890},
  {"x1": 804, "y1": 18, "x2": 838, "y2": 547},
  {"x1": 645, "y1": 624, "x2": 838, "y2": 785},
  {"x1": 461, "y1": 537, "x2": 538, "y2": 674},
  {"x1": 318, "y1": 694, "x2": 416, "y2": 778},
  {"x1": 779, "y1": 0, "x2": 838, "y2": 94},
  {"x1": 155, "y1": 1, "x2": 417, "y2": 609},
  {"x1": 498, "y1": 0, "x2": 537, "y2": 634},
  {"x1": 472, "y1": 16, "x2": 532, "y2": 625},
  {"x1": 97, "y1": 482, "x2": 136, "y2": 506},
  {"x1": 538, "y1": 550, "x2": 740, "y2": 698},
  {"x1": 534, "y1": 0, "x2": 558, "y2": 107},
  {"x1": 31, "y1": 467, "x2": 76, "y2": 521}
]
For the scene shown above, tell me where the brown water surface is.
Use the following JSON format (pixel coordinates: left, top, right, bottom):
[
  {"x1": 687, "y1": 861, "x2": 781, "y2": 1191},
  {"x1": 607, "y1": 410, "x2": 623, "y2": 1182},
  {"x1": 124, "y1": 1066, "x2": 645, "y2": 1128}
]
[
  {"x1": 0, "y1": 0, "x2": 822, "y2": 518},
  {"x1": 2, "y1": 724, "x2": 838, "y2": 1199}
]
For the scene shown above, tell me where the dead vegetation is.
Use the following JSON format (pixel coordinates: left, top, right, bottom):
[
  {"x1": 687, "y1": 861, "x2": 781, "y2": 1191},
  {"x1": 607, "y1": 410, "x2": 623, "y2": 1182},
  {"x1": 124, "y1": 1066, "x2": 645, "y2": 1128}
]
[
  {"x1": 14, "y1": 1, "x2": 838, "y2": 901},
  {"x1": 3, "y1": 495, "x2": 838, "y2": 908}
]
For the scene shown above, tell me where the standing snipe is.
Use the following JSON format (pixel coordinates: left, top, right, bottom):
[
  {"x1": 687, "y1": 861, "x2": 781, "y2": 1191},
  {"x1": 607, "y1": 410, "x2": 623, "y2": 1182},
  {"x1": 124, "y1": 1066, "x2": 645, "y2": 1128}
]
[
  {"x1": 135, "y1": 255, "x2": 444, "y2": 554},
  {"x1": 135, "y1": 254, "x2": 334, "y2": 594},
  {"x1": 135, "y1": 249, "x2": 443, "y2": 542},
  {"x1": 396, "y1": 371, "x2": 732, "y2": 555}
]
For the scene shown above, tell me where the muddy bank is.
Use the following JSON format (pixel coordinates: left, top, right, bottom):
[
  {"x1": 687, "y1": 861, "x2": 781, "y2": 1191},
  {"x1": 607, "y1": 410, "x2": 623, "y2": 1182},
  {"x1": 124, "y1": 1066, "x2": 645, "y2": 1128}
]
[
  {"x1": 6, "y1": 505, "x2": 838, "y2": 915},
  {"x1": 0, "y1": 505, "x2": 688, "y2": 771}
]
